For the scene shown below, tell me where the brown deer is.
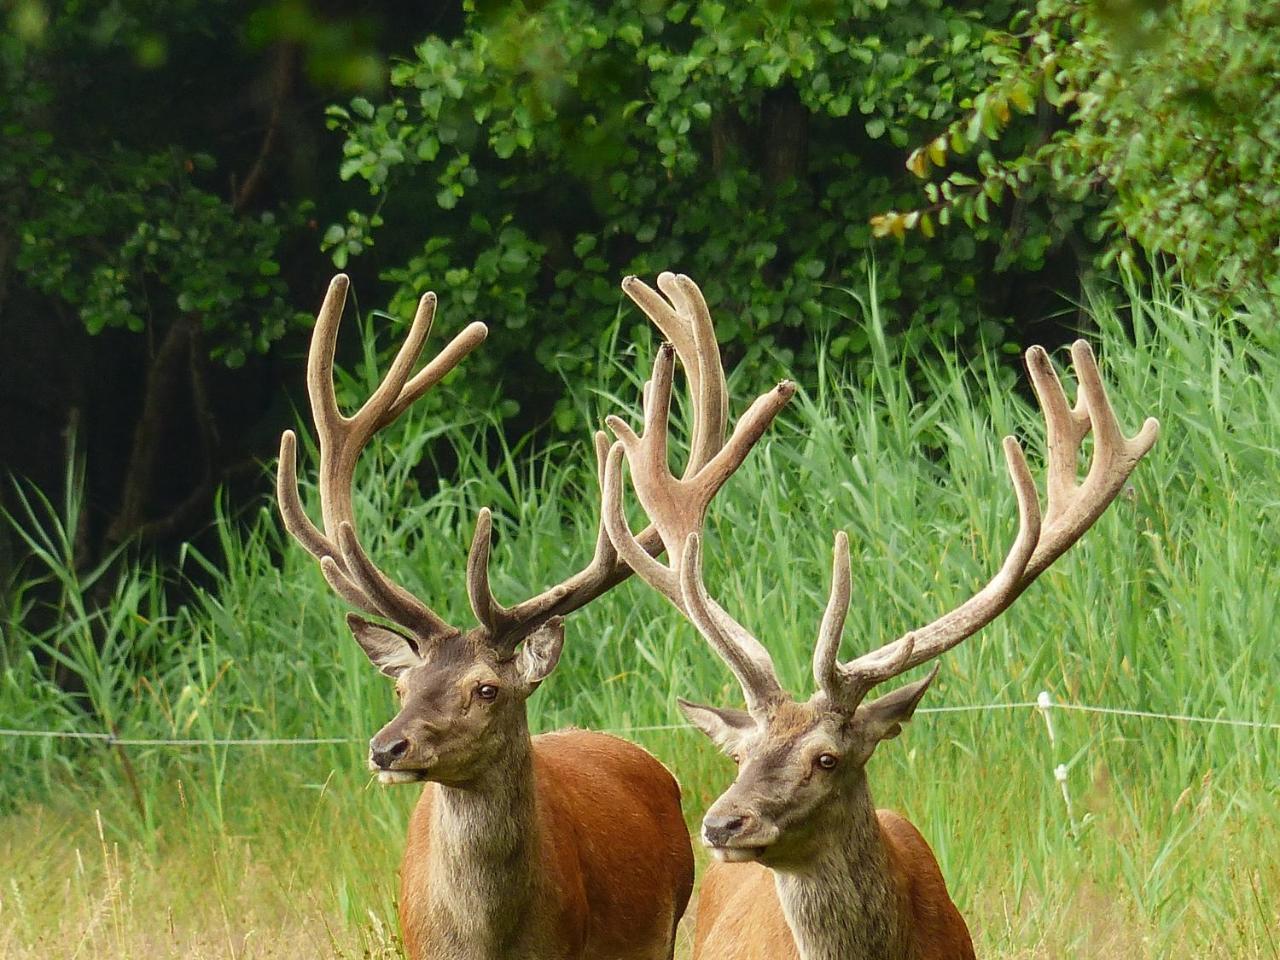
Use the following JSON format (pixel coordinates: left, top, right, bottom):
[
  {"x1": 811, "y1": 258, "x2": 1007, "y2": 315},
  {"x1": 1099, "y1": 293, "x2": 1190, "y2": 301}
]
[
  {"x1": 603, "y1": 319, "x2": 1159, "y2": 960},
  {"x1": 276, "y1": 273, "x2": 791, "y2": 960}
]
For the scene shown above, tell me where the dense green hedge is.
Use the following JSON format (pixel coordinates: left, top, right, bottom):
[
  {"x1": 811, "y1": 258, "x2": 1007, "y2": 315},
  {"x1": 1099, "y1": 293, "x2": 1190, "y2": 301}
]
[
  {"x1": 327, "y1": 0, "x2": 1037, "y2": 432},
  {"x1": 328, "y1": 0, "x2": 1277, "y2": 433}
]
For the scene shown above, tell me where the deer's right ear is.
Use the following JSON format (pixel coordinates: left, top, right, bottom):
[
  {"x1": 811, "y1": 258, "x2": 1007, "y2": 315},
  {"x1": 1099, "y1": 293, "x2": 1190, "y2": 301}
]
[
  {"x1": 347, "y1": 614, "x2": 423, "y2": 678},
  {"x1": 516, "y1": 617, "x2": 565, "y2": 690},
  {"x1": 678, "y1": 698, "x2": 754, "y2": 755}
]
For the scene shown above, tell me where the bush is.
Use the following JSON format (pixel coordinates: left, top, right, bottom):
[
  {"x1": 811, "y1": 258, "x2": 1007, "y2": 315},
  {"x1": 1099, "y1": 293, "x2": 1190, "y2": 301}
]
[
  {"x1": 327, "y1": 0, "x2": 1059, "y2": 433},
  {"x1": 885, "y1": 0, "x2": 1280, "y2": 303}
]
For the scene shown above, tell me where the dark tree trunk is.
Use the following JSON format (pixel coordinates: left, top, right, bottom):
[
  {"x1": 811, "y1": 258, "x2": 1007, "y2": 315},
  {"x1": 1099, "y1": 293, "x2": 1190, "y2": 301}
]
[
  {"x1": 104, "y1": 317, "x2": 199, "y2": 547},
  {"x1": 761, "y1": 87, "x2": 808, "y2": 186}
]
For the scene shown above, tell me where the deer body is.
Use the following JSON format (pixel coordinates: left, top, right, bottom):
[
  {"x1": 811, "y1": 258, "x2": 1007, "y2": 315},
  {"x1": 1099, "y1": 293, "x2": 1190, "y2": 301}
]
[{"x1": 401, "y1": 730, "x2": 692, "y2": 960}]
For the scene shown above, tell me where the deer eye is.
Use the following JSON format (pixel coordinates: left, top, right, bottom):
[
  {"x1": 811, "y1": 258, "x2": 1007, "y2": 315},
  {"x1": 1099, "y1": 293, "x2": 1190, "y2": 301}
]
[
  {"x1": 476, "y1": 683, "x2": 499, "y2": 702},
  {"x1": 815, "y1": 753, "x2": 839, "y2": 771}
]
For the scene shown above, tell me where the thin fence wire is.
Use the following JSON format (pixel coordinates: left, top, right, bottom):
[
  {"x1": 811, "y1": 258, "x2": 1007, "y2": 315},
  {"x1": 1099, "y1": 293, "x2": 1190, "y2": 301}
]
[{"x1": 2, "y1": 699, "x2": 1277, "y2": 747}]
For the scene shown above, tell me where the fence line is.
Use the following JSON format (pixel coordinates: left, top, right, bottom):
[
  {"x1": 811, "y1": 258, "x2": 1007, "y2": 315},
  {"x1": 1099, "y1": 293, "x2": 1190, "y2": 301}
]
[
  {"x1": 2, "y1": 698, "x2": 1277, "y2": 747},
  {"x1": 1048, "y1": 702, "x2": 1280, "y2": 729}
]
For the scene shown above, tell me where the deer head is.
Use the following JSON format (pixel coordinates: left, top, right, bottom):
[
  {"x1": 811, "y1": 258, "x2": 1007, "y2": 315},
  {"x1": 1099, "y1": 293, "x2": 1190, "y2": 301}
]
[
  {"x1": 607, "y1": 335, "x2": 1158, "y2": 867},
  {"x1": 278, "y1": 273, "x2": 760, "y2": 784}
]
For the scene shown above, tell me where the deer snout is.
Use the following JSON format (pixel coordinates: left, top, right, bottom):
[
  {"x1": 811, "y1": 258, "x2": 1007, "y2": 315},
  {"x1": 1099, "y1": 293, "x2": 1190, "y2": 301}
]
[
  {"x1": 703, "y1": 811, "x2": 753, "y2": 847},
  {"x1": 369, "y1": 736, "x2": 410, "y2": 769}
]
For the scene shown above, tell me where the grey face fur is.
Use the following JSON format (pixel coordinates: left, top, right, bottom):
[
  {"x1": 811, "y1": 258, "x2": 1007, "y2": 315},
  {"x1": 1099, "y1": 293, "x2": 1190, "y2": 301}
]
[
  {"x1": 348, "y1": 613, "x2": 564, "y2": 787},
  {"x1": 678, "y1": 667, "x2": 937, "y2": 869}
]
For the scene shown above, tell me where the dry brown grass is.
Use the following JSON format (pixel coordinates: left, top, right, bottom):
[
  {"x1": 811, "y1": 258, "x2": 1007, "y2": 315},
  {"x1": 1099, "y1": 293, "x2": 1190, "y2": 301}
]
[{"x1": 3, "y1": 793, "x2": 1275, "y2": 960}]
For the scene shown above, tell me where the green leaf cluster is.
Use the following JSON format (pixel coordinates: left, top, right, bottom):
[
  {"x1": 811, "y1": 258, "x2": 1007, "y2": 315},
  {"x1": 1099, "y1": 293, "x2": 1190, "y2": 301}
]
[
  {"x1": 0, "y1": 1, "x2": 322, "y2": 367},
  {"x1": 891, "y1": 0, "x2": 1280, "y2": 301},
  {"x1": 14, "y1": 149, "x2": 299, "y2": 367}
]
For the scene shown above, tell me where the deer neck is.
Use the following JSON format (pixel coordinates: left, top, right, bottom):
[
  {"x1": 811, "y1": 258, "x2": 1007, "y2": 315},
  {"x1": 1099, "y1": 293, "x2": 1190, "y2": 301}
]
[
  {"x1": 772, "y1": 773, "x2": 909, "y2": 960},
  {"x1": 424, "y1": 716, "x2": 543, "y2": 954}
]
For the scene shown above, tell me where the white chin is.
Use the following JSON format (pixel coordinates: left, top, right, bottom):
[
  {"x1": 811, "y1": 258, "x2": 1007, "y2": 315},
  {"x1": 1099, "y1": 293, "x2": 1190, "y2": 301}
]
[
  {"x1": 712, "y1": 847, "x2": 763, "y2": 863},
  {"x1": 376, "y1": 770, "x2": 423, "y2": 786}
]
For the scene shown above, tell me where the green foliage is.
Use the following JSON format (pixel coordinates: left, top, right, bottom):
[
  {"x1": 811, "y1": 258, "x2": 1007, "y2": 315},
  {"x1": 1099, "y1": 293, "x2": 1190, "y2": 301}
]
[
  {"x1": 0, "y1": 0, "x2": 388, "y2": 367},
  {"x1": 2, "y1": 283, "x2": 1278, "y2": 956},
  {"x1": 886, "y1": 0, "x2": 1280, "y2": 300},
  {"x1": 13, "y1": 149, "x2": 299, "y2": 367},
  {"x1": 328, "y1": 0, "x2": 1044, "y2": 428},
  {"x1": 0, "y1": 3, "x2": 294, "y2": 365}
]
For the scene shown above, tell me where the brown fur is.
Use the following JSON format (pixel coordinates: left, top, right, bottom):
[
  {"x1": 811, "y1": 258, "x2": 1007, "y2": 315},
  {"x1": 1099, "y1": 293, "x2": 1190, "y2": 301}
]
[
  {"x1": 399, "y1": 729, "x2": 694, "y2": 960},
  {"x1": 692, "y1": 809, "x2": 974, "y2": 960}
]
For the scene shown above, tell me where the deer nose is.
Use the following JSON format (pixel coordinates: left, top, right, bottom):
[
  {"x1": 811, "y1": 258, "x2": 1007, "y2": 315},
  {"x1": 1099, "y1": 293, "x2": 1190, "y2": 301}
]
[
  {"x1": 703, "y1": 812, "x2": 751, "y2": 846},
  {"x1": 370, "y1": 738, "x2": 410, "y2": 769}
]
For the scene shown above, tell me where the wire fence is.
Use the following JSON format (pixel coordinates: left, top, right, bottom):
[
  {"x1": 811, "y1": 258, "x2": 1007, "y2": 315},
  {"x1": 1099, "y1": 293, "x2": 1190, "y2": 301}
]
[{"x1": 2, "y1": 695, "x2": 1277, "y2": 747}]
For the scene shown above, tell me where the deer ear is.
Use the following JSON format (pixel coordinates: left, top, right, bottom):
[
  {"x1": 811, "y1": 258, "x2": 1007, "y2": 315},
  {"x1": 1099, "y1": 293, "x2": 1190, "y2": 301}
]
[
  {"x1": 517, "y1": 617, "x2": 564, "y2": 688},
  {"x1": 856, "y1": 664, "x2": 939, "y2": 742},
  {"x1": 678, "y1": 698, "x2": 754, "y2": 755},
  {"x1": 347, "y1": 614, "x2": 422, "y2": 678}
]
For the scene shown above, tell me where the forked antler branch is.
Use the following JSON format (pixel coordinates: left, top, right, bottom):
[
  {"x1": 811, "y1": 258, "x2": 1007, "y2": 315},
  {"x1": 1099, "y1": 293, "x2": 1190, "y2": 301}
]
[
  {"x1": 815, "y1": 340, "x2": 1159, "y2": 709},
  {"x1": 277, "y1": 275, "x2": 485, "y2": 640},
  {"x1": 602, "y1": 273, "x2": 796, "y2": 712}
]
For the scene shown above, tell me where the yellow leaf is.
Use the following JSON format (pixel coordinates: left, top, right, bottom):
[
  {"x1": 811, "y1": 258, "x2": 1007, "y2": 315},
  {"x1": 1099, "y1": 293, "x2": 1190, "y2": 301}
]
[
  {"x1": 927, "y1": 136, "x2": 947, "y2": 167},
  {"x1": 1009, "y1": 84, "x2": 1034, "y2": 114},
  {"x1": 906, "y1": 149, "x2": 928, "y2": 178}
]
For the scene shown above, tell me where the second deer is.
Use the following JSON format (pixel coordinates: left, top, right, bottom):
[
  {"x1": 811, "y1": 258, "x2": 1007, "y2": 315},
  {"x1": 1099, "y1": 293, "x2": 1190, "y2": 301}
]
[{"x1": 604, "y1": 281, "x2": 1159, "y2": 960}]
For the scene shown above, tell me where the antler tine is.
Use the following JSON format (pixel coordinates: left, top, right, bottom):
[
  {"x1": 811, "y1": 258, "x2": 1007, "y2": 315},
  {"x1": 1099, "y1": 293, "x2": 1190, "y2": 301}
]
[
  {"x1": 337, "y1": 522, "x2": 453, "y2": 636},
  {"x1": 624, "y1": 273, "x2": 728, "y2": 474},
  {"x1": 813, "y1": 527, "x2": 923, "y2": 705},
  {"x1": 601, "y1": 345, "x2": 686, "y2": 602},
  {"x1": 383, "y1": 316, "x2": 489, "y2": 426},
  {"x1": 278, "y1": 274, "x2": 485, "y2": 641},
  {"x1": 278, "y1": 429, "x2": 339, "y2": 568},
  {"x1": 603, "y1": 437, "x2": 682, "y2": 601},
  {"x1": 823, "y1": 340, "x2": 1156, "y2": 710},
  {"x1": 465, "y1": 508, "x2": 513, "y2": 637},
  {"x1": 680, "y1": 534, "x2": 785, "y2": 712},
  {"x1": 812, "y1": 531, "x2": 852, "y2": 698},
  {"x1": 305, "y1": 274, "x2": 348, "y2": 445},
  {"x1": 463, "y1": 427, "x2": 654, "y2": 651}
]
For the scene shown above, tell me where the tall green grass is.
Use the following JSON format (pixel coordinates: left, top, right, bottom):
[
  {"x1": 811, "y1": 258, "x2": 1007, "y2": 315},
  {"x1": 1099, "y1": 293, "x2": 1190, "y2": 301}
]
[{"x1": 1, "y1": 280, "x2": 1276, "y2": 958}]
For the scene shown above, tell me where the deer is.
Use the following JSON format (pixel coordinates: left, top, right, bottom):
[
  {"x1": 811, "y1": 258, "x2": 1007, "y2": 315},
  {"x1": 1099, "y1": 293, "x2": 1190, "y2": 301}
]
[
  {"x1": 275, "y1": 272, "x2": 793, "y2": 960},
  {"x1": 602, "y1": 304, "x2": 1159, "y2": 960}
]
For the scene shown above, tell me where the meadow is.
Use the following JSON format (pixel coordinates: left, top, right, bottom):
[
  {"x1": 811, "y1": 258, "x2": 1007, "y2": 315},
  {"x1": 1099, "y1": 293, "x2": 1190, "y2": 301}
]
[{"x1": 2, "y1": 282, "x2": 1277, "y2": 959}]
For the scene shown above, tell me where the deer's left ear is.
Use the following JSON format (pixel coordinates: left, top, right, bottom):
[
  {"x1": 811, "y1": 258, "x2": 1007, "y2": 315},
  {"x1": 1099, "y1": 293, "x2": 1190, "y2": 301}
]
[
  {"x1": 347, "y1": 613, "x2": 423, "y2": 678},
  {"x1": 855, "y1": 664, "x2": 940, "y2": 742},
  {"x1": 678, "y1": 698, "x2": 755, "y2": 755},
  {"x1": 517, "y1": 617, "x2": 564, "y2": 689}
]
